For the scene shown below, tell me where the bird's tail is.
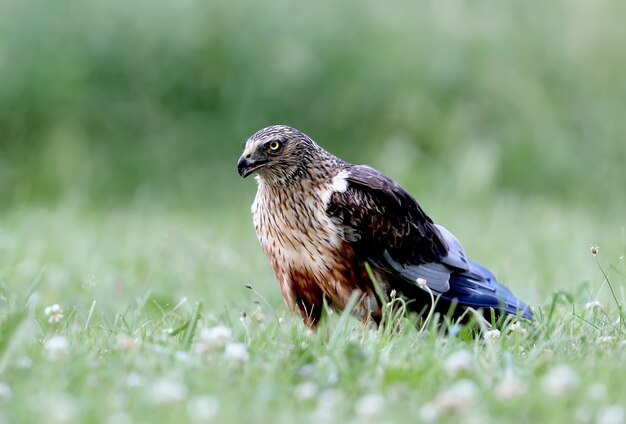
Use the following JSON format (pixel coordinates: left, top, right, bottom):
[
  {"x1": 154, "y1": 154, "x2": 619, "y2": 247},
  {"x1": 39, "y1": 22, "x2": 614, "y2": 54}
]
[{"x1": 442, "y1": 260, "x2": 534, "y2": 320}]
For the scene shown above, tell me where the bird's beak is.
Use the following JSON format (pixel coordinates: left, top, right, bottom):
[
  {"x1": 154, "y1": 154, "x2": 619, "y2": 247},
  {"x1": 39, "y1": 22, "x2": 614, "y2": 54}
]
[{"x1": 237, "y1": 155, "x2": 268, "y2": 178}]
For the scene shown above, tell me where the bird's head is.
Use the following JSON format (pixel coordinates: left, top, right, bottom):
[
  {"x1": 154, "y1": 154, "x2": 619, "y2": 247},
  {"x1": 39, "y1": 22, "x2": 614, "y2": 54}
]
[{"x1": 237, "y1": 125, "x2": 320, "y2": 185}]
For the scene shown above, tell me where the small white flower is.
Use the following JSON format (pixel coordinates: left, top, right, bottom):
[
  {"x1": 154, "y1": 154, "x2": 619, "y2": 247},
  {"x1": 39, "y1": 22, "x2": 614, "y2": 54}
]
[
  {"x1": 44, "y1": 336, "x2": 69, "y2": 360},
  {"x1": 484, "y1": 329, "x2": 501, "y2": 343},
  {"x1": 200, "y1": 326, "x2": 232, "y2": 348},
  {"x1": 507, "y1": 322, "x2": 528, "y2": 336},
  {"x1": 314, "y1": 389, "x2": 342, "y2": 423},
  {"x1": 223, "y1": 342, "x2": 249, "y2": 362},
  {"x1": 252, "y1": 312, "x2": 266, "y2": 324},
  {"x1": 444, "y1": 350, "x2": 473, "y2": 377},
  {"x1": 541, "y1": 365, "x2": 579, "y2": 397},
  {"x1": 419, "y1": 403, "x2": 439, "y2": 423},
  {"x1": 597, "y1": 336, "x2": 614, "y2": 346},
  {"x1": 585, "y1": 300, "x2": 602, "y2": 311},
  {"x1": 149, "y1": 378, "x2": 188, "y2": 405},
  {"x1": 294, "y1": 381, "x2": 318, "y2": 401},
  {"x1": 187, "y1": 396, "x2": 220, "y2": 422},
  {"x1": 434, "y1": 379, "x2": 478, "y2": 414},
  {"x1": 117, "y1": 334, "x2": 140, "y2": 351},
  {"x1": 43, "y1": 394, "x2": 78, "y2": 423},
  {"x1": 494, "y1": 375, "x2": 527, "y2": 401},
  {"x1": 44, "y1": 304, "x2": 64, "y2": 324},
  {"x1": 597, "y1": 405, "x2": 625, "y2": 424},
  {"x1": 416, "y1": 278, "x2": 428, "y2": 289},
  {"x1": 355, "y1": 393, "x2": 385, "y2": 420},
  {"x1": 0, "y1": 382, "x2": 12, "y2": 401}
]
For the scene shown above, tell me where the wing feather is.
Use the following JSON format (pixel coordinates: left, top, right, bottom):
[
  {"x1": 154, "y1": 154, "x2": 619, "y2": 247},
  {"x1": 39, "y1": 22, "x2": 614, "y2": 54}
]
[{"x1": 327, "y1": 165, "x2": 450, "y2": 292}]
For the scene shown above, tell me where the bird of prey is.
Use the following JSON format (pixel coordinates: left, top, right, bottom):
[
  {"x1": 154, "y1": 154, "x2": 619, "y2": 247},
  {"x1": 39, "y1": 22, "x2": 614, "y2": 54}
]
[{"x1": 237, "y1": 125, "x2": 533, "y2": 329}]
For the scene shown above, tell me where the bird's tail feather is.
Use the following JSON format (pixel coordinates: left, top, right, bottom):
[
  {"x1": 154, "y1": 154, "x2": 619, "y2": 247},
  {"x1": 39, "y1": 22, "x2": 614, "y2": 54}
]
[{"x1": 442, "y1": 260, "x2": 534, "y2": 320}]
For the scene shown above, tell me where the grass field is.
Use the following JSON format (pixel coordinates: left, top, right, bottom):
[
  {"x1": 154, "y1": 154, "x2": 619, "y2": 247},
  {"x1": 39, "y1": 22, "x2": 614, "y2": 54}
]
[{"x1": 0, "y1": 194, "x2": 624, "y2": 423}]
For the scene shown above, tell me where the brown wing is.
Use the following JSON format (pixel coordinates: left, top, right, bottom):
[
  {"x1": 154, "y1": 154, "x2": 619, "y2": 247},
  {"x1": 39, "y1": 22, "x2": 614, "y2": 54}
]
[{"x1": 327, "y1": 165, "x2": 448, "y2": 271}]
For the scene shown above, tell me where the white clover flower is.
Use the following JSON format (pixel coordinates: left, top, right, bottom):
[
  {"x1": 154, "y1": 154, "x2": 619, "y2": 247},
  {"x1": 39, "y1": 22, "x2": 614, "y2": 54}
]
[
  {"x1": 434, "y1": 379, "x2": 478, "y2": 414},
  {"x1": 444, "y1": 350, "x2": 473, "y2": 377},
  {"x1": 597, "y1": 405, "x2": 625, "y2": 424},
  {"x1": 117, "y1": 334, "x2": 140, "y2": 351},
  {"x1": 314, "y1": 389, "x2": 342, "y2": 423},
  {"x1": 294, "y1": 381, "x2": 318, "y2": 401},
  {"x1": 507, "y1": 322, "x2": 528, "y2": 336},
  {"x1": 252, "y1": 312, "x2": 266, "y2": 324},
  {"x1": 597, "y1": 336, "x2": 614, "y2": 346},
  {"x1": 541, "y1": 365, "x2": 579, "y2": 397},
  {"x1": 200, "y1": 326, "x2": 232, "y2": 348},
  {"x1": 223, "y1": 342, "x2": 249, "y2": 362},
  {"x1": 44, "y1": 304, "x2": 64, "y2": 324},
  {"x1": 419, "y1": 403, "x2": 439, "y2": 423},
  {"x1": 494, "y1": 375, "x2": 527, "y2": 401},
  {"x1": 585, "y1": 300, "x2": 602, "y2": 311},
  {"x1": 187, "y1": 396, "x2": 220, "y2": 422},
  {"x1": 355, "y1": 393, "x2": 385, "y2": 420},
  {"x1": 149, "y1": 378, "x2": 188, "y2": 405},
  {"x1": 416, "y1": 278, "x2": 428, "y2": 289},
  {"x1": 44, "y1": 336, "x2": 69, "y2": 360},
  {"x1": 44, "y1": 394, "x2": 78, "y2": 424},
  {"x1": 484, "y1": 329, "x2": 501, "y2": 343}
]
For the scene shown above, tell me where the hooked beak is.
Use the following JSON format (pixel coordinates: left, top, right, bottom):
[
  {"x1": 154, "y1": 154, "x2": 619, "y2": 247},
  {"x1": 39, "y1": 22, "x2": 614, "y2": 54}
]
[{"x1": 237, "y1": 155, "x2": 268, "y2": 178}]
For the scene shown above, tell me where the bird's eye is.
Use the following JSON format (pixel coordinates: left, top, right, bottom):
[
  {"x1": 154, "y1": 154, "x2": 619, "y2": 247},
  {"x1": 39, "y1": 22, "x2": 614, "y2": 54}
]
[{"x1": 268, "y1": 141, "x2": 281, "y2": 151}]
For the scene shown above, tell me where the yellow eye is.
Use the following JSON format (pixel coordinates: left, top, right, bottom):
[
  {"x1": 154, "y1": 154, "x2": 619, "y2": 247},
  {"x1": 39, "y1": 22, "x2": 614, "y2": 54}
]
[{"x1": 269, "y1": 141, "x2": 281, "y2": 151}]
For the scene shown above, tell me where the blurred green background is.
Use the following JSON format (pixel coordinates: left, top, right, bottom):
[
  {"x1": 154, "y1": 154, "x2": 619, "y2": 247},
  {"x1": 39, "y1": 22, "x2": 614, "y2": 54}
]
[
  {"x1": 1, "y1": 0, "x2": 624, "y2": 213},
  {"x1": 0, "y1": 0, "x2": 624, "y2": 313}
]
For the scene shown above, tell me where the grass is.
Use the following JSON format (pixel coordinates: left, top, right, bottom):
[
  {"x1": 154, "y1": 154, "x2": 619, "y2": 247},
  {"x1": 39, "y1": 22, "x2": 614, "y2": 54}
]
[{"x1": 0, "y1": 195, "x2": 624, "y2": 423}]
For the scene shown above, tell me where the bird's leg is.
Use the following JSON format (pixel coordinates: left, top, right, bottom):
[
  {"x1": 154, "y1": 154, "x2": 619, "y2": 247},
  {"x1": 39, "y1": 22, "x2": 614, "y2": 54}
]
[
  {"x1": 293, "y1": 286, "x2": 324, "y2": 331},
  {"x1": 297, "y1": 301, "x2": 322, "y2": 330}
]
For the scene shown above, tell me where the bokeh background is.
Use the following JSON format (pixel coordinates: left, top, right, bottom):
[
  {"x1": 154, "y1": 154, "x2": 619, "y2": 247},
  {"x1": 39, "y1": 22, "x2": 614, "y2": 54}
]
[{"x1": 1, "y1": 0, "x2": 624, "y2": 311}]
